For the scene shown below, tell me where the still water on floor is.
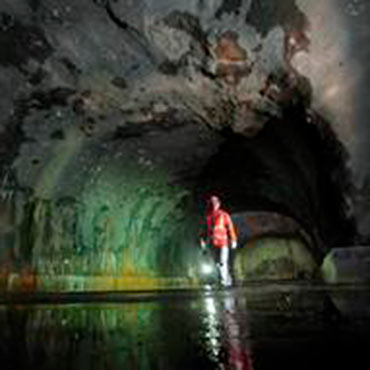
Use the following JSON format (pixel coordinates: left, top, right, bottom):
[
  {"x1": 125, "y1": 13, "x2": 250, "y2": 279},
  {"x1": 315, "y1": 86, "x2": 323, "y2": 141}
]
[{"x1": 0, "y1": 289, "x2": 369, "y2": 370}]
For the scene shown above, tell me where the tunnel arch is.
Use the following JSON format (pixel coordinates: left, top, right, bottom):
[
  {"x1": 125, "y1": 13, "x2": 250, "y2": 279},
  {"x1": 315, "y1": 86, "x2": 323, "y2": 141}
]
[
  {"x1": 196, "y1": 106, "x2": 357, "y2": 262},
  {"x1": 0, "y1": 0, "x2": 364, "y2": 290}
]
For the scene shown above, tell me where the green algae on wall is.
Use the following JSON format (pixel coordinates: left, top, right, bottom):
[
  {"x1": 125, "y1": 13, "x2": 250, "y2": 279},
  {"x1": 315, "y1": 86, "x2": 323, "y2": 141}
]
[{"x1": 4, "y1": 162, "x2": 203, "y2": 292}]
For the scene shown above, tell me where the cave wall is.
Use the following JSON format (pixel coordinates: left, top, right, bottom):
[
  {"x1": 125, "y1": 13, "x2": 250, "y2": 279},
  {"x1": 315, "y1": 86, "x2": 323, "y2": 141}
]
[{"x1": 0, "y1": 0, "x2": 368, "y2": 287}]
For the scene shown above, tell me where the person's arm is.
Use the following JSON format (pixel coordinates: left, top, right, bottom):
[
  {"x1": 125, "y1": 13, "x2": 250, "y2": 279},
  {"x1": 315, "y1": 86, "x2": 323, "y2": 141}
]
[{"x1": 225, "y1": 213, "x2": 237, "y2": 249}]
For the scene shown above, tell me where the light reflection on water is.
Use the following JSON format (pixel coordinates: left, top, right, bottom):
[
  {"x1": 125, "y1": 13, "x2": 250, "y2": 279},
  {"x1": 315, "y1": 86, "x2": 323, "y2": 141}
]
[
  {"x1": 0, "y1": 297, "x2": 236, "y2": 370},
  {"x1": 0, "y1": 293, "x2": 255, "y2": 370},
  {"x1": 0, "y1": 289, "x2": 370, "y2": 370},
  {"x1": 202, "y1": 295, "x2": 254, "y2": 369}
]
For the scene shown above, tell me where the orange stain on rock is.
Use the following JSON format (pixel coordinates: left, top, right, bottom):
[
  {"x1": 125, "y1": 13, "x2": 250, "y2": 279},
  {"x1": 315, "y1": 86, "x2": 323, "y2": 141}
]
[
  {"x1": 214, "y1": 31, "x2": 249, "y2": 86},
  {"x1": 215, "y1": 31, "x2": 247, "y2": 62}
]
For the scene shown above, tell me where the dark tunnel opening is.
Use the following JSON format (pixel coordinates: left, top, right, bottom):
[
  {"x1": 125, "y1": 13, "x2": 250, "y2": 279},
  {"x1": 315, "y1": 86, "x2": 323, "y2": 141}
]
[
  {"x1": 196, "y1": 106, "x2": 357, "y2": 263},
  {"x1": 0, "y1": 98, "x2": 359, "y2": 287}
]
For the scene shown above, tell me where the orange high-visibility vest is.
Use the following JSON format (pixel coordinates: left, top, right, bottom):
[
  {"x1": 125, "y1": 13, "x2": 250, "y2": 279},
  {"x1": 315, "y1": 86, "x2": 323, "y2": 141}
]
[{"x1": 206, "y1": 209, "x2": 237, "y2": 248}]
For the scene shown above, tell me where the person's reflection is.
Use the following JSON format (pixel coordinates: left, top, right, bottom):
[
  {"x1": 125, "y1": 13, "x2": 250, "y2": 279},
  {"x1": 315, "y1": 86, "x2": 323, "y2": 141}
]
[
  {"x1": 223, "y1": 294, "x2": 254, "y2": 370},
  {"x1": 203, "y1": 296, "x2": 222, "y2": 362},
  {"x1": 203, "y1": 293, "x2": 254, "y2": 370}
]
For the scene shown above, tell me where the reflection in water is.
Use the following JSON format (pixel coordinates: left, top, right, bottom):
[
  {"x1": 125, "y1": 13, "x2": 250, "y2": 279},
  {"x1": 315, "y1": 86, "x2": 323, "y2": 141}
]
[
  {"x1": 204, "y1": 297, "x2": 221, "y2": 362},
  {"x1": 2, "y1": 303, "x2": 163, "y2": 370},
  {"x1": 224, "y1": 297, "x2": 254, "y2": 370},
  {"x1": 203, "y1": 294, "x2": 254, "y2": 370},
  {"x1": 1, "y1": 289, "x2": 370, "y2": 370},
  {"x1": 2, "y1": 298, "x2": 253, "y2": 370}
]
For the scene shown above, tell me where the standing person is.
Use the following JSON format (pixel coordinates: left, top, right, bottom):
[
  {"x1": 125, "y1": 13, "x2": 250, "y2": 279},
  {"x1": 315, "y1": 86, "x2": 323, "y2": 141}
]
[{"x1": 200, "y1": 195, "x2": 238, "y2": 287}]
